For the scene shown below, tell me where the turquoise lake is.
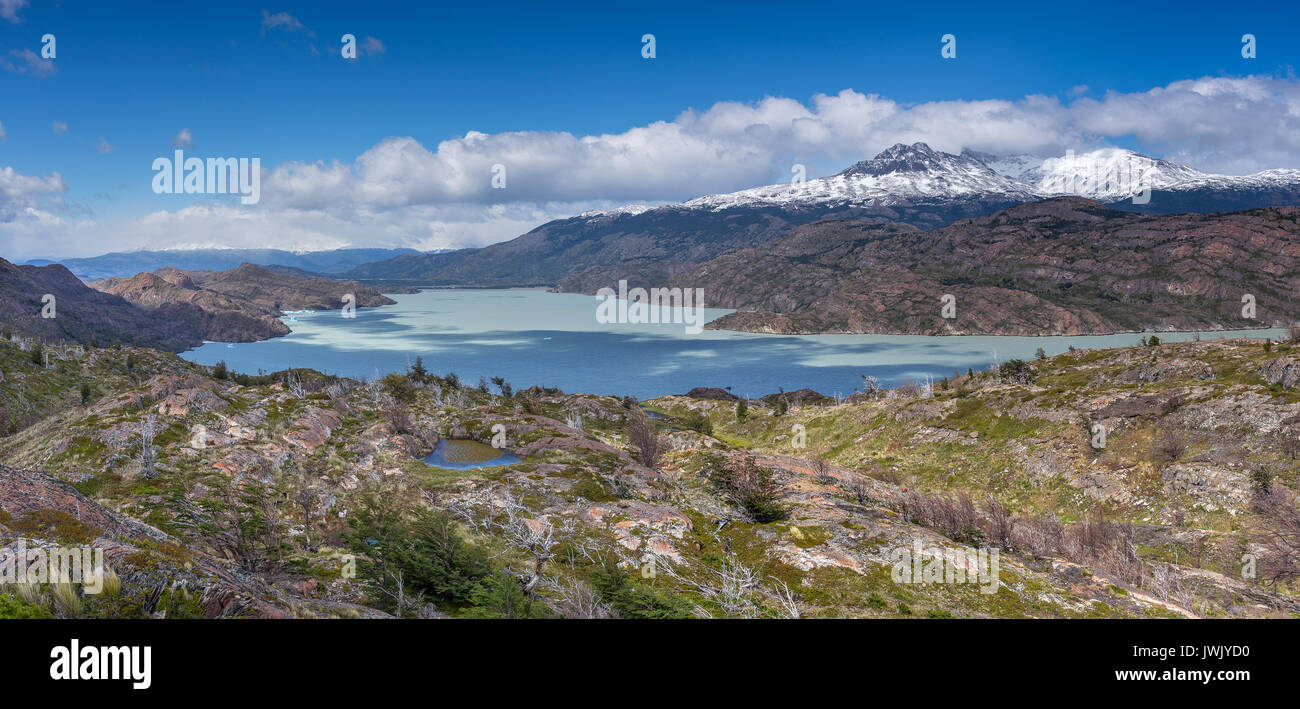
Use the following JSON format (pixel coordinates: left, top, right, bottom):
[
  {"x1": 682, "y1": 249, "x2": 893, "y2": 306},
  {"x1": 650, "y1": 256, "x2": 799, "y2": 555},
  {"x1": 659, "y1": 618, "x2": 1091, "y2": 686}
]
[{"x1": 180, "y1": 288, "x2": 1286, "y2": 399}]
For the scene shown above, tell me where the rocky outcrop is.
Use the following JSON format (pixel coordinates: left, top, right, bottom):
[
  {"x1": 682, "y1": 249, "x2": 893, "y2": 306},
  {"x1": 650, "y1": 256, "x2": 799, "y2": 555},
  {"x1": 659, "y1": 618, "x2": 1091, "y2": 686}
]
[
  {"x1": 0, "y1": 258, "x2": 208, "y2": 351},
  {"x1": 683, "y1": 387, "x2": 739, "y2": 401},
  {"x1": 92, "y1": 271, "x2": 290, "y2": 343},
  {"x1": 88, "y1": 262, "x2": 397, "y2": 346},
  {"x1": 189, "y1": 263, "x2": 394, "y2": 311},
  {"x1": 1260, "y1": 357, "x2": 1300, "y2": 389}
]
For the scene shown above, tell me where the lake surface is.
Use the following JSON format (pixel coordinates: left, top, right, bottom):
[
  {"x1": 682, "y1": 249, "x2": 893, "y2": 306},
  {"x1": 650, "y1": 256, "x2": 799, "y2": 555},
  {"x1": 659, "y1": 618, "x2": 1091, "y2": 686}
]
[
  {"x1": 181, "y1": 289, "x2": 1286, "y2": 399},
  {"x1": 424, "y1": 439, "x2": 521, "y2": 469}
]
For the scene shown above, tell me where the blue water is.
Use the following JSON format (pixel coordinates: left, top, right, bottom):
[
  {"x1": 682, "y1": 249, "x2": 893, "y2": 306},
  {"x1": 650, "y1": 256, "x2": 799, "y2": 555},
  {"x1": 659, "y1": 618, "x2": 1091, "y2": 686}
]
[
  {"x1": 423, "y1": 439, "x2": 521, "y2": 470},
  {"x1": 180, "y1": 288, "x2": 1286, "y2": 399}
]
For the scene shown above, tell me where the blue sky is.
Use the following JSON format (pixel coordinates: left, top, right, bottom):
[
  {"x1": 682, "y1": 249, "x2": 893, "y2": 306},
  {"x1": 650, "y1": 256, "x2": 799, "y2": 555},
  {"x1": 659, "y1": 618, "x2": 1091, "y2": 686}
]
[{"x1": 1, "y1": 0, "x2": 1299, "y2": 259}]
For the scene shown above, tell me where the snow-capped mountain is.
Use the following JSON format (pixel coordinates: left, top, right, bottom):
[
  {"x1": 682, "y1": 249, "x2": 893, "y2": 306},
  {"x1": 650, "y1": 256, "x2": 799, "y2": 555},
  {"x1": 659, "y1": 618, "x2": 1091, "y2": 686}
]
[
  {"x1": 349, "y1": 142, "x2": 1300, "y2": 289},
  {"x1": 680, "y1": 142, "x2": 1039, "y2": 211},
  {"x1": 579, "y1": 142, "x2": 1300, "y2": 218},
  {"x1": 1014, "y1": 148, "x2": 1206, "y2": 200}
]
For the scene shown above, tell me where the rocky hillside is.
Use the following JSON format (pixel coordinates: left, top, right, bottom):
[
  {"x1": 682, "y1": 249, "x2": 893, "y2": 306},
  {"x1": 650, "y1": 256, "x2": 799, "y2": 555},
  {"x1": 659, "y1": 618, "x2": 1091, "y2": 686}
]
[
  {"x1": 96, "y1": 263, "x2": 393, "y2": 314},
  {"x1": 2, "y1": 334, "x2": 1298, "y2": 618},
  {"x1": 671, "y1": 198, "x2": 1300, "y2": 335},
  {"x1": 183, "y1": 263, "x2": 395, "y2": 311},
  {"x1": 0, "y1": 258, "x2": 208, "y2": 351},
  {"x1": 88, "y1": 263, "x2": 395, "y2": 345},
  {"x1": 90, "y1": 270, "x2": 290, "y2": 343}
]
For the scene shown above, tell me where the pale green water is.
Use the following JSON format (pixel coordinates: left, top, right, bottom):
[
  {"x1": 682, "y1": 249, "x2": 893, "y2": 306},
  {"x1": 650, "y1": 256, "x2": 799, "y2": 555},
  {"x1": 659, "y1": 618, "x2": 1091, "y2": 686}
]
[{"x1": 182, "y1": 288, "x2": 1286, "y2": 399}]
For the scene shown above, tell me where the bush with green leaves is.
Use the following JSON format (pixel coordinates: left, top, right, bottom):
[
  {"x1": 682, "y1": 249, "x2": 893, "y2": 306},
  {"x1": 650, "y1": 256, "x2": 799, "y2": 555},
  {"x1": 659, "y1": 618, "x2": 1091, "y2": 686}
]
[
  {"x1": 0, "y1": 594, "x2": 53, "y2": 619},
  {"x1": 462, "y1": 572, "x2": 552, "y2": 619},
  {"x1": 344, "y1": 492, "x2": 489, "y2": 613},
  {"x1": 589, "y1": 561, "x2": 693, "y2": 619},
  {"x1": 708, "y1": 455, "x2": 788, "y2": 523},
  {"x1": 683, "y1": 410, "x2": 714, "y2": 435},
  {"x1": 381, "y1": 373, "x2": 418, "y2": 403},
  {"x1": 998, "y1": 358, "x2": 1034, "y2": 384}
]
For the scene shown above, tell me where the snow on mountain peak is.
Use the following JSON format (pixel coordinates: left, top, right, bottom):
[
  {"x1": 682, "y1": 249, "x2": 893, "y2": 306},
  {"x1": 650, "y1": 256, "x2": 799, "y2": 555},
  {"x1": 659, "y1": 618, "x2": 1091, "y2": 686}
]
[
  {"x1": 1025, "y1": 148, "x2": 1207, "y2": 200},
  {"x1": 582, "y1": 144, "x2": 1300, "y2": 220},
  {"x1": 674, "y1": 142, "x2": 1036, "y2": 212}
]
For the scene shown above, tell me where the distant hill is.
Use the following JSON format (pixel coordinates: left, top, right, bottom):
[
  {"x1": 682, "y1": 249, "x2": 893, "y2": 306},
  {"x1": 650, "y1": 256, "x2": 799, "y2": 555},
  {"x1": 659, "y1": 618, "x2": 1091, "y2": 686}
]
[
  {"x1": 670, "y1": 198, "x2": 1300, "y2": 335},
  {"x1": 24, "y1": 247, "x2": 425, "y2": 281},
  {"x1": 0, "y1": 259, "x2": 401, "y2": 352},
  {"x1": 0, "y1": 258, "x2": 207, "y2": 350},
  {"x1": 181, "y1": 263, "x2": 395, "y2": 311},
  {"x1": 90, "y1": 263, "x2": 396, "y2": 344}
]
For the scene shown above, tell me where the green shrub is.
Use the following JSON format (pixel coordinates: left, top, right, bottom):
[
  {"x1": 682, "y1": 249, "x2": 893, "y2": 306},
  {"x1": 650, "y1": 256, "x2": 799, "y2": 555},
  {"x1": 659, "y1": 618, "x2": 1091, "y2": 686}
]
[
  {"x1": 10, "y1": 509, "x2": 102, "y2": 545},
  {"x1": 344, "y1": 494, "x2": 489, "y2": 612},
  {"x1": 589, "y1": 561, "x2": 693, "y2": 619},
  {"x1": 381, "y1": 373, "x2": 417, "y2": 403},
  {"x1": 0, "y1": 594, "x2": 53, "y2": 619},
  {"x1": 683, "y1": 411, "x2": 714, "y2": 435},
  {"x1": 463, "y1": 573, "x2": 551, "y2": 618},
  {"x1": 708, "y1": 455, "x2": 788, "y2": 523}
]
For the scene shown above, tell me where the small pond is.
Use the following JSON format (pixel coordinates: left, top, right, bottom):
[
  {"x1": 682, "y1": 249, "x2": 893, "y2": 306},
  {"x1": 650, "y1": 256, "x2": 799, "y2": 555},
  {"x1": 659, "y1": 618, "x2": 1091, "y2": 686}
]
[{"x1": 423, "y1": 438, "x2": 521, "y2": 470}]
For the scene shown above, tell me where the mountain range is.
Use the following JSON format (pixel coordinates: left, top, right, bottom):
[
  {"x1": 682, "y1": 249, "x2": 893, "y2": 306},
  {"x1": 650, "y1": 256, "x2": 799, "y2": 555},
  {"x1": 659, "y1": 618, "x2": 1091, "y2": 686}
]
[
  {"x1": 346, "y1": 143, "x2": 1300, "y2": 292},
  {"x1": 24, "y1": 247, "x2": 425, "y2": 281}
]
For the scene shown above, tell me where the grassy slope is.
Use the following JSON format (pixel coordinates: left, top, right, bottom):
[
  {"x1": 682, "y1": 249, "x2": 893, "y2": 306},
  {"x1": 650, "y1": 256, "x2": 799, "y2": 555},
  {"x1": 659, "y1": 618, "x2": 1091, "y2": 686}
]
[{"x1": 2, "y1": 336, "x2": 1297, "y2": 618}]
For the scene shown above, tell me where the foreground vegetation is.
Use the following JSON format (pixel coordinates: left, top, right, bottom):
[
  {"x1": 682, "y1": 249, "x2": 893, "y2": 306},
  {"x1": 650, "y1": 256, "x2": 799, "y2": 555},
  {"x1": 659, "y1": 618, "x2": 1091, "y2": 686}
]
[{"x1": 2, "y1": 332, "x2": 1299, "y2": 618}]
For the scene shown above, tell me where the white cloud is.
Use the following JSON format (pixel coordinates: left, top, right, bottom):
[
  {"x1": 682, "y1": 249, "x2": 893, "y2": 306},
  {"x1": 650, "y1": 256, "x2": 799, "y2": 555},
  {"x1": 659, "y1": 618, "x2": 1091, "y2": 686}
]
[
  {"x1": 0, "y1": 120, "x2": 6, "y2": 141},
  {"x1": 2, "y1": 48, "x2": 56, "y2": 78},
  {"x1": 258, "y1": 75, "x2": 1300, "y2": 215},
  {"x1": 0, "y1": 0, "x2": 28, "y2": 23},
  {"x1": 260, "y1": 10, "x2": 312, "y2": 36},
  {"x1": 8, "y1": 74, "x2": 1300, "y2": 261},
  {"x1": 361, "y1": 36, "x2": 386, "y2": 55},
  {"x1": 171, "y1": 128, "x2": 194, "y2": 148},
  {"x1": 0, "y1": 166, "x2": 66, "y2": 223},
  {"x1": 93, "y1": 137, "x2": 114, "y2": 155},
  {"x1": 52, "y1": 121, "x2": 67, "y2": 135}
]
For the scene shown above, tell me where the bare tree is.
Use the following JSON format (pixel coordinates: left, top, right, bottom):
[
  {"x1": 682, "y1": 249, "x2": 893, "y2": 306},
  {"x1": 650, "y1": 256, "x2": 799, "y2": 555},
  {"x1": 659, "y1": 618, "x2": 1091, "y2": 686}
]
[
  {"x1": 1252, "y1": 491, "x2": 1300, "y2": 585},
  {"x1": 138, "y1": 414, "x2": 157, "y2": 479},
  {"x1": 811, "y1": 457, "x2": 835, "y2": 485},
  {"x1": 564, "y1": 412, "x2": 584, "y2": 431},
  {"x1": 627, "y1": 407, "x2": 665, "y2": 469},
  {"x1": 769, "y1": 576, "x2": 802, "y2": 619},
  {"x1": 841, "y1": 474, "x2": 873, "y2": 505},
  {"x1": 284, "y1": 370, "x2": 305, "y2": 398},
  {"x1": 860, "y1": 375, "x2": 882, "y2": 400},
  {"x1": 983, "y1": 494, "x2": 1015, "y2": 550},
  {"x1": 452, "y1": 487, "x2": 572, "y2": 597},
  {"x1": 652, "y1": 552, "x2": 802, "y2": 619},
  {"x1": 552, "y1": 578, "x2": 614, "y2": 619}
]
